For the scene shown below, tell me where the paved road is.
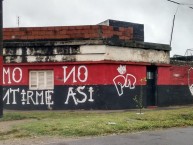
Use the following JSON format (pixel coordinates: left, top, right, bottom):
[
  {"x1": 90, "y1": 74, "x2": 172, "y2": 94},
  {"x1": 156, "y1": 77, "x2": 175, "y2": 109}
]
[{"x1": 46, "y1": 127, "x2": 193, "y2": 145}]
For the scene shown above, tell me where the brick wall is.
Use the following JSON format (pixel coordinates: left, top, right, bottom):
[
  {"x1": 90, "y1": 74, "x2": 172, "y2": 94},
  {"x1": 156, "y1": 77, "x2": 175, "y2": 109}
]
[
  {"x1": 99, "y1": 19, "x2": 144, "y2": 41},
  {"x1": 3, "y1": 25, "x2": 133, "y2": 41}
]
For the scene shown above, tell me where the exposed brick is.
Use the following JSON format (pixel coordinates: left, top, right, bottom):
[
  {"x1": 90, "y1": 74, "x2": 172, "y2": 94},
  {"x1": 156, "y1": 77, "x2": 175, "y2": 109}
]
[
  {"x1": 91, "y1": 25, "x2": 99, "y2": 30},
  {"x1": 82, "y1": 26, "x2": 91, "y2": 29},
  {"x1": 27, "y1": 28, "x2": 35, "y2": 31},
  {"x1": 47, "y1": 27, "x2": 54, "y2": 31},
  {"x1": 90, "y1": 33, "x2": 100, "y2": 38},
  {"x1": 3, "y1": 28, "x2": 13, "y2": 32},
  {"x1": 33, "y1": 27, "x2": 41, "y2": 31},
  {"x1": 15, "y1": 31, "x2": 26, "y2": 36},
  {"x1": 3, "y1": 24, "x2": 135, "y2": 41},
  {"x1": 59, "y1": 30, "x2": 67, "y2": 35},
  {"x1": 60, "y1": 26, "x2": 68, "y2": 30},
  {"x1": 84, "y1": 33, "x2": 91, "y2": 38},
  {"x1": 113, "y1": 27, "x2": 119, "y2": 31},
  {"x1": 108, "y1": 26, "x2": 114, "y2": 31},
  {"x1": 113, "y1": 31, "x2": 122, "y2": 36},
  {"x1": 54, "y1": 27, "x2": 61, "y2": 32},
  {"x1": 3, "y1": 36, "x2": 11, "y2": 40},
  {"x1": 32, "y1": 31, "x2": 40, "y2": 35},
  {"x1": 122, "y1": 31, "x2": 131, "y2": 36},
  {"x1": 38, "y1": 27, "x2": 45, "y2": 31},
  {"x1": 88, "y1": 30, "x2": 98, "y2": 34},
  {"x1": 81, "y1": 30, "x2": 90, "y2": 34},
  {"x1": 3, "y1": 31, "x2": 12, "y2": 36},
  {"x1": 102, "y1": 34, "x2": 111, "y2": 39},
  {"x1": 44, "y1": 31, "x2": 54, "y2": 35},
  {"x1": 20, "y1": 36, "x2": 28, "y2": 39},
  {"x1": 68, "y1": 26, "x2": 76, "y2": 30},
  {"x1": 61, "y1": 35, "x2": 71, "y2": 39},
  {"x1": 75, "y1": 26, "x2": 85, "y2": 30},
  {"x1": 27, "y1": 36, "x2": 35, "y2": 40},
  {"x1": 19, "y1": 28, "x2": 28, "y2": 31},
  {"x1": 38, "y1": 31, "x2": 46, "y2": 36},
  {"x1": 101, "y1": 25, "x2": 109, "y2": 30},
  {"x1": 25, "y1": 31, "x2": 32, "y2": 35},
  {"x1": 119, "y1": 27, "x2": 125, "y2": 32}
]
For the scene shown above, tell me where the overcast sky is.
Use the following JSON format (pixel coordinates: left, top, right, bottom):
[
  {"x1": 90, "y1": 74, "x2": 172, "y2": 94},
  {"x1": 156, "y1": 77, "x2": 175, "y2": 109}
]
[{"x1": 3, "y1": 0, "x2": 193, "y2": 56}]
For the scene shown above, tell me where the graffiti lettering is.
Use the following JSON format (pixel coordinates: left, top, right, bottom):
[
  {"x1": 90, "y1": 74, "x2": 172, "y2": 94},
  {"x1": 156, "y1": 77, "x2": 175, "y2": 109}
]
[
  {"x1": 3, "y1": 88, "x2": 54, "y2": 107},
  {"x1": 63, "y1": 65, "x2": 88, "y2": 83},
  {"x1": 3, "y1": 88, "x2": 19, "y2": 104},
  {"x1": 188, "y1": 67, "x2": 193, "y2": 96},
  {"x1": 3, "y1": 67, "x2": 22, "y2": 84},
  {"x1": 65, "y1": 87, "x2": 78, "y2": 105},
  {"x1": 113, "y1": 65, "x2": 136, "y2": 96},
  {"x1": 64, "y1": 86, "x2": 94, "y2": 105},
  {"x1": 77, "y1": 86, "x2": 87, "y2": 103},
  {"x1": 12, "y1": 67, "x2": 22, "y2": 83},
  {"x1": 88, "y1": 87, "x2": 94, "y2": 102}
]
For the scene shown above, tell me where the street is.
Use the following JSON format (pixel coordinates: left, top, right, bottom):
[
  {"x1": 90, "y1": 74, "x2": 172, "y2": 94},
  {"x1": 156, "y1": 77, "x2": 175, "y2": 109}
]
[{"x1": 47, "y1": 127, "x2": 193, "y2": 145}]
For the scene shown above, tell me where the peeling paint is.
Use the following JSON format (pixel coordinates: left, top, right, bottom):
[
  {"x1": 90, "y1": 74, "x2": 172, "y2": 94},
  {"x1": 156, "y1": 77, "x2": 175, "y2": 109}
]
[
  {"x1": 3, "y1": 45, "x2": 170, "y2": 64},
  {"x1": 3, "y1": 46, "x2": 80, "y2": 63}
]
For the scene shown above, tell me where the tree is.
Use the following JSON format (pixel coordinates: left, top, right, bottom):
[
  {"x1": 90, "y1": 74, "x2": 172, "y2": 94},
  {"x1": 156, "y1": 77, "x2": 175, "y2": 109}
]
[{"x1": 133, "y1": 77, "x2": 146, "y2": 114}]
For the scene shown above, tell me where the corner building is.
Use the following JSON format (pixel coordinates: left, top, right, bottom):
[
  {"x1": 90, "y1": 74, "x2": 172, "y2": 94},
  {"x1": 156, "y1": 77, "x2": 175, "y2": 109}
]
[{"x1": 3, "y1": 20, "x2": 192, "y2": 110}]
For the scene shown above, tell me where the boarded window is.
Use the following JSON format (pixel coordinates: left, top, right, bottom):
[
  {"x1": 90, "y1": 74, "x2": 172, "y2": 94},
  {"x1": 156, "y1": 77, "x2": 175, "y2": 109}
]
[{"x1": 29, "y1": 70, "x2": 54, "y2": 90}]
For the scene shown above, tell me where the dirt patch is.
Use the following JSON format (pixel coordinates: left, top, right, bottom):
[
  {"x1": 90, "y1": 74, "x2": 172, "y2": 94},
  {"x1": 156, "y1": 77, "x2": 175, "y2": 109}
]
[
  {"x1": 0, "y1": 119, "x2": 34, "y2": 132},
  {"x1": 0, "y1": 136, "x2": 78, "y2": 145},
  {"x1": 0, "y1": 119, "x2": 78, "y2": 145}
]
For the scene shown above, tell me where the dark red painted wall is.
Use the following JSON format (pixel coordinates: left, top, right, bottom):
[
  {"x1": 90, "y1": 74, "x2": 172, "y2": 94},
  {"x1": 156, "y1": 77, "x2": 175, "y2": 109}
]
[
  {"x1": 158, "y1": 66, "x2": 192, "y2": 85},
  {"x1": 3, "y1": 63, "x2": 146, "y2": 86},
  {"x1": 157, "y1": 65, "x2": 193, "y2": 106}
]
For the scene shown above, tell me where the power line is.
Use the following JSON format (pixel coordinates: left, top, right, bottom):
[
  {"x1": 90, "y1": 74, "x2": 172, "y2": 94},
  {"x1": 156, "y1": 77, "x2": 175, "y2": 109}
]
[
  {"x1": 167, "y1": 0, "x2": 180, "y2": 5},
  {"x1": 181, "y1": 3, "x2": 193, "y2": 6},
  {"x1": 167, "y1": 0, "x2": 193, "y2": 9},
  {"x1": 167, "y1": 0, "x2": 193, "y2": 46}
]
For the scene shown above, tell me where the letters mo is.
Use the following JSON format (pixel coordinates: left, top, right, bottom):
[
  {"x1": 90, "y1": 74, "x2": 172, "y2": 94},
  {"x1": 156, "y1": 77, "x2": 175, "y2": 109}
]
[{"x1": 3, "y1": 67, "x2": 23, "y2": 84}]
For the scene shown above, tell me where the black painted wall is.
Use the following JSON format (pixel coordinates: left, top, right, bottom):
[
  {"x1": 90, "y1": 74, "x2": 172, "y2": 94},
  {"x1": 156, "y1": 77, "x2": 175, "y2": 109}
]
[
  {"x1": 3, "y1": 85, "x2": 193, "y2": 110},
  {"x1": 157, "y1": 85, "x2": 193, "y2": 106},
  {"x1": 3, "y1": 85, "x2": 146, "y2": 110}
]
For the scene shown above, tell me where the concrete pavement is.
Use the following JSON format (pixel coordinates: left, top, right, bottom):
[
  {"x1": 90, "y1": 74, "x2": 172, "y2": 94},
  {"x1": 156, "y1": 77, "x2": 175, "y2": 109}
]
[{"x1": 46, "y1": 127, "x2": 193, "y2": 145}]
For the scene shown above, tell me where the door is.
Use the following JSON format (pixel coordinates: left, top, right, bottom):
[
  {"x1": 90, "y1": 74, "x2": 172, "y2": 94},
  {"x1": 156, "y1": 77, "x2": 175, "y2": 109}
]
[{"x1": 146, "y1": 66, "x2": 157, "y2": 106}]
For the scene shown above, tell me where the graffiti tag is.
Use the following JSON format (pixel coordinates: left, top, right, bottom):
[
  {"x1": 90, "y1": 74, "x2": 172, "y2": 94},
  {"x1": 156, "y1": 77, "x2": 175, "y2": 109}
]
[
  {"x1": 64, "y1": 86, "x2": 94, "y2": 105},
  {"x1": 3, "y1": 88, "x2": 54, "y2": 107},
  {"x1": 113, "y1": 65, "x2": 136, "y2": 96},
  {"x1": 188, "y1": 67, "x2": 193, "y2": 96},
  {"x1": 3, "y1": 67, "x2": 22, "y2": 84},
  {"x1": 63, "y1": 65, "x2": 88, "y2": 83}
]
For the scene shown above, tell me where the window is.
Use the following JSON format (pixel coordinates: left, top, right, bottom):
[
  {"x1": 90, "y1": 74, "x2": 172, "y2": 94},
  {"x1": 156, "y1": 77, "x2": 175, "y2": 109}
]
[{"x1": 29, "y1": 70, "x2": 54, "y2": 90}]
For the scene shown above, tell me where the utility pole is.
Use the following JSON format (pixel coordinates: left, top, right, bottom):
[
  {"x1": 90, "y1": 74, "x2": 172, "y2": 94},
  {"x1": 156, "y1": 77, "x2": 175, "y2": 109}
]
[
  {"x1": 170, "y1": 9, "x2": 177, "y2": 46},
  {"x1": 0, "y1": 0, "x2": 3, "y2": 118},
  {"x1": 17, "y1": 16, "x2": 20, "y2": 27},
  {"x1": 168, "y1": 0, "x2": 180, "y2": 46}
]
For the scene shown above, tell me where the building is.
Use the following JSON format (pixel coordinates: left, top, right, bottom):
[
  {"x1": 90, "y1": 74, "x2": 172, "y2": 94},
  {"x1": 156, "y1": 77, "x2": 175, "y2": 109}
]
[{"x1": 2, "y1": 19, "x2": 193, "y2": 110}]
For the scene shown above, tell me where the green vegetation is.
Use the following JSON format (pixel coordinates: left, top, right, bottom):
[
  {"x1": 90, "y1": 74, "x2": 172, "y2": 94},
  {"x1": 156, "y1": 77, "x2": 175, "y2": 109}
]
[
  {"x1": 133, "y1": 77, "x2": 146, "y2": 114},
  {"x1": 1, "y1": 107, "x2": 193, "y2": 140}
]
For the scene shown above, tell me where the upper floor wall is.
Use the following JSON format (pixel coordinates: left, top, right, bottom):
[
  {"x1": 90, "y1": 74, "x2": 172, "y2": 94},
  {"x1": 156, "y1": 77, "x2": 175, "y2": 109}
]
[
  {"x1": 3, "y1": 44, "x2": 169, "y2": 64},
  {"x1": 3, "y1": 20, "x2": 171, "y2": 64}
]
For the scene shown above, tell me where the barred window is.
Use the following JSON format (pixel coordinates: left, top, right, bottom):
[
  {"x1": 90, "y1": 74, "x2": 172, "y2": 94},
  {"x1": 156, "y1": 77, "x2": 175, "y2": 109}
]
[{"x1": 29, "y1": 70, "x2": 54, "y2": 90}]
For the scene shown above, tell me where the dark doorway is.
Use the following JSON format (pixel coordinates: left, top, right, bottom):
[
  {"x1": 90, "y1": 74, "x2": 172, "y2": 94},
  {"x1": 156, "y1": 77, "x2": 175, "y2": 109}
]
[{"x1": 146, "y1": 66, "x2": 157, "y2": 106}]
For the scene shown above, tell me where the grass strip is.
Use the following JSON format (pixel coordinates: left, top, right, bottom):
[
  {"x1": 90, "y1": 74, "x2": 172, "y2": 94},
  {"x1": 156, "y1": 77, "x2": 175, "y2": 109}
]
[{"x1": 1, "y1": 107, "x2": 193, "y2": 140}]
